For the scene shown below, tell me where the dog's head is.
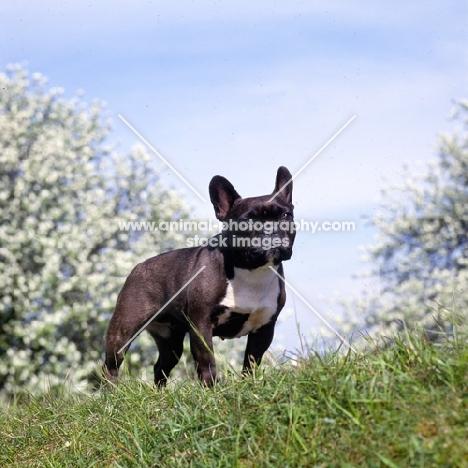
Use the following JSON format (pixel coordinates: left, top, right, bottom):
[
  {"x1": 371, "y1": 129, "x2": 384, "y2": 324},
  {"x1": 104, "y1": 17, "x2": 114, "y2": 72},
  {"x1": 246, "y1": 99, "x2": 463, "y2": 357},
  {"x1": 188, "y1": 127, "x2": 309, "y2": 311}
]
[{"x1": 209, "y1": 166, "x2": 295, "y2": 269}]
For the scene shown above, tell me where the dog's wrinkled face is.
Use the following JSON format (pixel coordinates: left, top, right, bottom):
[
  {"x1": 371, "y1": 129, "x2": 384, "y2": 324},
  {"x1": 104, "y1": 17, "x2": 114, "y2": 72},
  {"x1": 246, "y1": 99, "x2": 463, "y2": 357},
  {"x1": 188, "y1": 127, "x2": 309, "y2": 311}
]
[
  {"x1": 223, "y1": 195, "x2": 295, "y2": 268},
  {"x1": 209, "y1": 166, "x2": 295, "y2": 269}
]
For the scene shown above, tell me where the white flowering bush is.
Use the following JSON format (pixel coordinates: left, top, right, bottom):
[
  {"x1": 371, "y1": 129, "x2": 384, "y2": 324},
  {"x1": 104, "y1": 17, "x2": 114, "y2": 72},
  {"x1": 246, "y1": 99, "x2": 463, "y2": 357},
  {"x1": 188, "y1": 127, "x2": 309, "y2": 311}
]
[
  {"x1": 339, "y1": 101, "x2": 468, "y2": 344},
  {"x1": 0, "y1": 65, "x2": 189, "y2": 398}
]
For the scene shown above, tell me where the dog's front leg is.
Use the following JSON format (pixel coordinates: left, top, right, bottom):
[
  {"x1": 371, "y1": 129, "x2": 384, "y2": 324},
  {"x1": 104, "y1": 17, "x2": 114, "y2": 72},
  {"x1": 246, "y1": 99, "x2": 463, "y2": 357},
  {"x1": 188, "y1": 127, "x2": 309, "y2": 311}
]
[
  {"x1": 242, "y1": 319, "x2": 276, "y2": 373},
  {"x1": 189, "y1": 321, "x2": 217, "y2": 386}
]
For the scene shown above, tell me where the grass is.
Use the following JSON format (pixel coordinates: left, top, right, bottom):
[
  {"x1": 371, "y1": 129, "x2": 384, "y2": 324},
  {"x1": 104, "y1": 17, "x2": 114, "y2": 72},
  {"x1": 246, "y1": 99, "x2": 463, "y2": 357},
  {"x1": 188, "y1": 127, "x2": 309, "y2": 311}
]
[{"x1": 1, "y1": 329, "x2": 467, "y2": 467}]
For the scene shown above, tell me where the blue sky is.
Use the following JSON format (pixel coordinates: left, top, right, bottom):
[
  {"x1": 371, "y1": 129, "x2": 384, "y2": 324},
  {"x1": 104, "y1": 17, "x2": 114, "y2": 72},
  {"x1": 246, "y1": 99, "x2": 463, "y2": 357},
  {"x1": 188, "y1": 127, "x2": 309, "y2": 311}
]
[{"x1": 1, "y1": 1, "x2": 467, "y2": 351}]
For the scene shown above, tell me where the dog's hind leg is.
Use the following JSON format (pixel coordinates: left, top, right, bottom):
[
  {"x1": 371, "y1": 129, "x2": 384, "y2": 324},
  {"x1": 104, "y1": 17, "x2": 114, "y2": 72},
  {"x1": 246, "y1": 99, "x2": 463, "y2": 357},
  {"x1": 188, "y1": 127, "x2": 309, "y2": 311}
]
[
  {"x1": 103, "y1": 291, "x2": 155, "y2": 384},
  {"x1": 103, "y1": 312, "x2": 137, "y2": 383},
  {"x1": 148, "y1": 323, "x2": 186, "y2": 387},
  {"x1": 189, "y1": 322, "x2": 217, "y2": 387}
]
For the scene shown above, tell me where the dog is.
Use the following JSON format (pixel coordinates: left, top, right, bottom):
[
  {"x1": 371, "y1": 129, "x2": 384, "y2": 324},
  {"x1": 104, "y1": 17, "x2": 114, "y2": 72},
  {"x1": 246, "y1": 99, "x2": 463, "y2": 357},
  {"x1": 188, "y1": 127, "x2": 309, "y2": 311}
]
[{"x1": 104, "y1": 166, "x2": 295, "y2": 386}]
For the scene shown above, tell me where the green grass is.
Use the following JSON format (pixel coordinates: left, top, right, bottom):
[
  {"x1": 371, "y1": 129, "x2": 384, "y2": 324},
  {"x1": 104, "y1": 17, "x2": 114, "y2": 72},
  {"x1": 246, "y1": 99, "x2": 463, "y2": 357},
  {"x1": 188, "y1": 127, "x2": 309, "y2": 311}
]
[{"x1": 1, "y1": 330, "x2": 467, "y2": 467}]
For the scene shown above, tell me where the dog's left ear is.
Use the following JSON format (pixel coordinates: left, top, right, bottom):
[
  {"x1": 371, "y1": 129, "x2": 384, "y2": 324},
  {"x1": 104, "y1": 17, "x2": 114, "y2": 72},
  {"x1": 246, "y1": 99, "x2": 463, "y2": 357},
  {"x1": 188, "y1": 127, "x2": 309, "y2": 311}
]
[
  {"x1": 272, "y1": 166, "x2": 293, "y2": 204},
  {"x1": 209, "y1": 176, "x2": 241, "y2": 220}
]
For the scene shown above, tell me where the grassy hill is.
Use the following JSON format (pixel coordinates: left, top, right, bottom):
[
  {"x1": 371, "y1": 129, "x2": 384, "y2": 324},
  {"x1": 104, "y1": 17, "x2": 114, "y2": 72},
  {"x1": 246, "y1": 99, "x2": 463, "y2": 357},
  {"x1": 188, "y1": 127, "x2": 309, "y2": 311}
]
[{"x1": 1, "y1": 329, "x2": 467, "y2": 467}]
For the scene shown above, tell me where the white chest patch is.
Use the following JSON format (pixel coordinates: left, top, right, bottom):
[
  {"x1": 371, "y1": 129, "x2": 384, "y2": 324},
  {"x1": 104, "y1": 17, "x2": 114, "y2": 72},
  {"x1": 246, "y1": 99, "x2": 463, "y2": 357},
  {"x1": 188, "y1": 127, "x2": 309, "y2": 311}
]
[{"x1": 218, "y1": 264, "x2": 280, "y2": 337}]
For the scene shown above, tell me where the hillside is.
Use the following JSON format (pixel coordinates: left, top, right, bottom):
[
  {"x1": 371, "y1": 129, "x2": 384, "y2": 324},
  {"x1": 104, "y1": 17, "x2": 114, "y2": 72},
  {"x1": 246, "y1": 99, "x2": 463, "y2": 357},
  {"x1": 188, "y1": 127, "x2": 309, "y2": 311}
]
[{"x1": 1, "y1": 330, "x2": 467, "y2": 467}]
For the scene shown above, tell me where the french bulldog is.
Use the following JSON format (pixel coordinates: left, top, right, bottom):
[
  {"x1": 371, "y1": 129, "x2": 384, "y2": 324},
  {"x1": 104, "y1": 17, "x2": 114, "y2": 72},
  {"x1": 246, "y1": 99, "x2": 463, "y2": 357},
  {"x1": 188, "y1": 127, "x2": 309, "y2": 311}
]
[{"x1": 104, "y1": 166, "x2": 295, "y2": 386}]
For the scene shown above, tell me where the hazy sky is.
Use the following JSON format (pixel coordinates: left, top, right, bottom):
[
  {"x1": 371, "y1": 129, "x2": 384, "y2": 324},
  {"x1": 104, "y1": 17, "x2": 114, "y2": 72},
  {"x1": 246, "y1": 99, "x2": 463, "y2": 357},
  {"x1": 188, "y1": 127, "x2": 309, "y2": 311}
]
[{"x1": 2, "y1": 1, "x2": 467, "y2": 351}]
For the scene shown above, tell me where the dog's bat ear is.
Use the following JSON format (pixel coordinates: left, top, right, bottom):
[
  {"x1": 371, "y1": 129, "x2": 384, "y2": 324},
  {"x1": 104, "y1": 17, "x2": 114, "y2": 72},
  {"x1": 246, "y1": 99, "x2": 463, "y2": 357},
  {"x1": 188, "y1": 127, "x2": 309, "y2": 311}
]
[
  {"x1": 272, "y1": 166, "x2": 293, "y2": 204},
  {"x1": 209, "y1": 176, "x2": 241, "y2": 220}
]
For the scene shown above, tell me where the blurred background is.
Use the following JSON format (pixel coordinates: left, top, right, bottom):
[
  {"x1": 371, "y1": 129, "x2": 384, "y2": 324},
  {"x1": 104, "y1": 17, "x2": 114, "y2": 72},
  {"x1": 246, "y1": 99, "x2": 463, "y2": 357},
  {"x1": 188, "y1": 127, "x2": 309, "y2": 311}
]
[{"x1": 1, "y1": 1, "x2": 467, "y2": 395}]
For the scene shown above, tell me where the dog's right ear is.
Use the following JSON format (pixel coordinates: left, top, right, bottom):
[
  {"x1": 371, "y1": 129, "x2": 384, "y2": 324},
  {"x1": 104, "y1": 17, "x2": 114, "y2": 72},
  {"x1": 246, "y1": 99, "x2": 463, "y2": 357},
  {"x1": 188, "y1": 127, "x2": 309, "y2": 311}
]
[{"x1": 209, "y1": 176, "x2": 241, "y2": 221}]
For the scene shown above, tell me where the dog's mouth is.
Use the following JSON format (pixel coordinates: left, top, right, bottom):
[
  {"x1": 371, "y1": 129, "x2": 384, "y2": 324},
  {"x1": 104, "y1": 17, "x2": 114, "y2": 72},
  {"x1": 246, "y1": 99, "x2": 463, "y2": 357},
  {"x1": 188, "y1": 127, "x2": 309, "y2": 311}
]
[
  {"x1": 227, "y1": 232, "x2": 294, "y2": 267},
  {"x1": 263, "y1": 242, "x2": 293, "y2": 261}
]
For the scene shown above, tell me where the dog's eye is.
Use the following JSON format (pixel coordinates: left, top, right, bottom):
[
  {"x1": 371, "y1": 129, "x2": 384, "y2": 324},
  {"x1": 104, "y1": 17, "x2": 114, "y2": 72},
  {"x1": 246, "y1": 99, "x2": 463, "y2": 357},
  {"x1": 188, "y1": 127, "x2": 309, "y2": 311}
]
[{"x1": 282, "y1": 213, "x2": 293, "y2": 221}]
